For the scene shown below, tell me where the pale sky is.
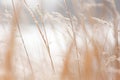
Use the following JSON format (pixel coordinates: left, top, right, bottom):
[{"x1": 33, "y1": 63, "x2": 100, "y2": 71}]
[{"x1": 1, "y1": 0, "x2": 59, "y2": 11}]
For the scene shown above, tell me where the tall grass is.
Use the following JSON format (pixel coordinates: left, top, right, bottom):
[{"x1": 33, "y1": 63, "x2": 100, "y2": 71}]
[{"x1": 0, "y1": 0, "x2": 120, "y2": 80}]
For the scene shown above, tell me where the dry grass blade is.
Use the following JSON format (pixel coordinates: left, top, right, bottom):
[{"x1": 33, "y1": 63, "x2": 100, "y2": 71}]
[
  {"x1": 36, "y1": 8, "x2": 55, "y2": 72},
  {"x1": 23, "y1": 0, "x2": 55, "y2": 72},
  {"x1": 11, "y1": 0, "x2": 35, "y2": 79},
  {"x1": 103, "y1": 0, "x2": 120, "y2": 79},
  {"x1": 4, "y1": 0, "x2": 21, "y2": 80},
  {"x1": 63, "y1": 0, "x2": 81, "y2": 77},
  {"x1": 82, "y1": 49, "x2": 93, "y2": 80},
  {"x1": 61, "y1": 41, "x2": 74, "y2": 80}
]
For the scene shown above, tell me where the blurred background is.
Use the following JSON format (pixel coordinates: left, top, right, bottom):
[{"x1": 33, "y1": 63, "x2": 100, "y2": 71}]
[{"x1": 0, "y1": 0, "x2": 120, "y2": 24}]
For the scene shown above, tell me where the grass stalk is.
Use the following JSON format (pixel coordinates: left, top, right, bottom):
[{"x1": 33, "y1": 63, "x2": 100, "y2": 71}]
[
  {"x1": 4, "y1": 0, "x2": 21, "y2": 79},
  {"x1": 36, "y1": 7, "x2": 55, "y2": 72},
  {"x1": 11, "y1": 0, "x2": 35, "y2": 79},
  {"x1": 63, "y1": 0, "x2": 81, "y2": 78},
  {"x1": 23, "y1": 0, "x2": 55, "y2": 72}
]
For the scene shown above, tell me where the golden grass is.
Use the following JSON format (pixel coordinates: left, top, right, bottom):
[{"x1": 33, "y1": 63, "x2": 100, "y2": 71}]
[{"x1": 0, "y1": 0, "x2": 120, "y2": 80}]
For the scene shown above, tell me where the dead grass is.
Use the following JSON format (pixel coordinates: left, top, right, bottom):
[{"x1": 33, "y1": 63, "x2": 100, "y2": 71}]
[{"x1": 0, "y1": 0, "x2": 120, "y2": 80}]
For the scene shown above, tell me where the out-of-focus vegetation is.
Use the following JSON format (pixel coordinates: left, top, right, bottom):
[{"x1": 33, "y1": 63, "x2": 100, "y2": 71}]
[{"x1": 0, "y1": 0, "x2": 120, "y2": 80}]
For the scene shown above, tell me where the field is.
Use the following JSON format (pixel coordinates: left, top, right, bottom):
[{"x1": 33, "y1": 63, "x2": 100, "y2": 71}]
[{"x1": 0, "y1": 0, "x2": 120, "y2": 80}]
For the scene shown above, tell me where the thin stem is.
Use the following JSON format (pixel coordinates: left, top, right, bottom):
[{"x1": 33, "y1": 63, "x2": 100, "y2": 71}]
[
  {"x1": 36, "y1": 7, "x2": 55, "y2": 72},
  {"x1": 63, "y1": 0, "x2": 81, "y2": 78},
  {"x1": 23, "y1": 0, "x2": 55, "y2": 72},
  {"x1": 11, "y1": 0, "x2": 35, "y2": 79}
]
